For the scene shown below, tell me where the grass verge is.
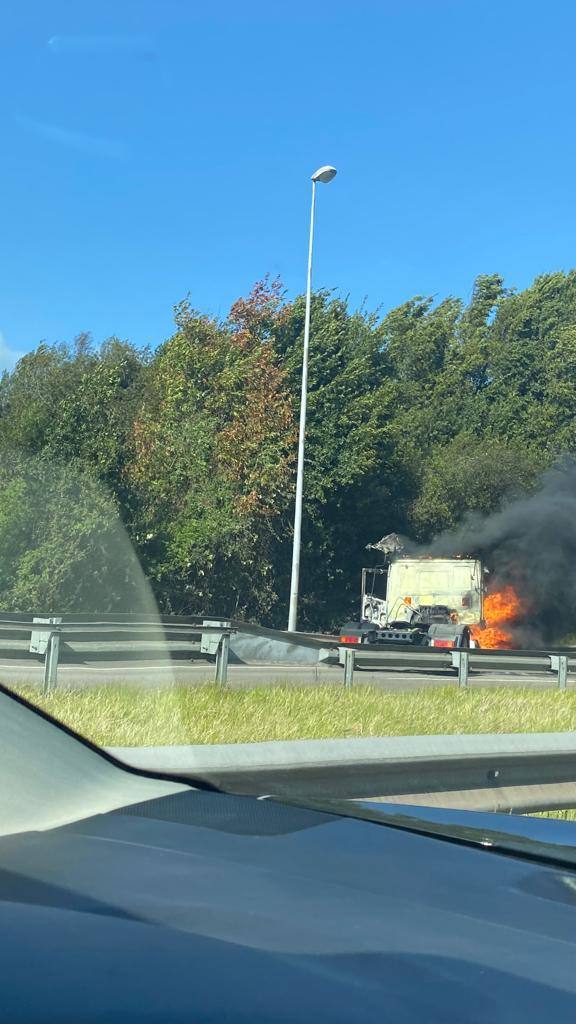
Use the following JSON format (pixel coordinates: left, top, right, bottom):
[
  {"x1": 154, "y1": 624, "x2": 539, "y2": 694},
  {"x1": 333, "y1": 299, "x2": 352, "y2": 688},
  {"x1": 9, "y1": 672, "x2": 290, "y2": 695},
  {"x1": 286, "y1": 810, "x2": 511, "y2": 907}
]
[{"x1": 11, "y1": 683, "x2": 576, "y2": 748}]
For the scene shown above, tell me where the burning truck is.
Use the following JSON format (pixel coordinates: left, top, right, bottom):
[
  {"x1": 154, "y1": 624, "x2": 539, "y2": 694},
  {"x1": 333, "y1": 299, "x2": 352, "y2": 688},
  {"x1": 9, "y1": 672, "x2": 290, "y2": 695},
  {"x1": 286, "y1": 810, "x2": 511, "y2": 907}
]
[{"x1": 340, "y1": 534, "x2": 522, "y2": 650}]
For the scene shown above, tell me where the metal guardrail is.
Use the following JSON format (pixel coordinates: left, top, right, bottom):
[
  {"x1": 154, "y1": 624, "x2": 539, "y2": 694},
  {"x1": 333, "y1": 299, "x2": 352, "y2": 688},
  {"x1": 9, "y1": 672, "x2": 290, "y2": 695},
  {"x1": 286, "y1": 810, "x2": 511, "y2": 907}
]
[
  {"x1": 109, "y1": 731, "x2": 576, "y2": 813},
  {"x1": 0, "y1": 616, "x2": 236, "y2": 691},
  {"x1": 338, "y1": 643, "x2": 574, "y2": 688},
  {"x1": 0, "y1": 609, "x2": 575, "y2": 691}
]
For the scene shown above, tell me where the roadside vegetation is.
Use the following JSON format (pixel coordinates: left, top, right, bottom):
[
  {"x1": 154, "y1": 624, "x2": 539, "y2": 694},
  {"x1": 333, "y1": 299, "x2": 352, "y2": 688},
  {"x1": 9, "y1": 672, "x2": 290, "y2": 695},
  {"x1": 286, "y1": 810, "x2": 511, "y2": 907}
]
[
  {"x1": 15, "y1": 683, "x2": 576, "y2": 748},
  {"x1": 1, "y1": 270, "x2": 575, "y2": 631}
]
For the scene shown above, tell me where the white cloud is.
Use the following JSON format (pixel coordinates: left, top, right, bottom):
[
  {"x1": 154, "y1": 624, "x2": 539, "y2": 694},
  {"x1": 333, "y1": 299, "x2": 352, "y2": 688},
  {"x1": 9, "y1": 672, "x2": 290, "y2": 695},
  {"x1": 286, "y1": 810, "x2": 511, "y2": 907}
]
[{"x1": 0, "y1": 332, "x2": 24, "y2": 372}]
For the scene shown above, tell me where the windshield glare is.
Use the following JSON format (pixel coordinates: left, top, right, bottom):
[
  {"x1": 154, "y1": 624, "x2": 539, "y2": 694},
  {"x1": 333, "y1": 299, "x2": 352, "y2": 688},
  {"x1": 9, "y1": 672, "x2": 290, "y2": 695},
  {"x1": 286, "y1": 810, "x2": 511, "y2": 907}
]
[{"x1": 2, "y1": 3, "x2": 576, "y2": 825}]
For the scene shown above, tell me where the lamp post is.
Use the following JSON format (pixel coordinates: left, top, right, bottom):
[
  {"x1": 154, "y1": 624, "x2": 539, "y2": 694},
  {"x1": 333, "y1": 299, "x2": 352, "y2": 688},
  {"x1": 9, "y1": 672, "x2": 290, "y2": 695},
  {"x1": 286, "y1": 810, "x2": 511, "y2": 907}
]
[{"x1": 287, "y1": 165, "x2": 337, "y2": 633}]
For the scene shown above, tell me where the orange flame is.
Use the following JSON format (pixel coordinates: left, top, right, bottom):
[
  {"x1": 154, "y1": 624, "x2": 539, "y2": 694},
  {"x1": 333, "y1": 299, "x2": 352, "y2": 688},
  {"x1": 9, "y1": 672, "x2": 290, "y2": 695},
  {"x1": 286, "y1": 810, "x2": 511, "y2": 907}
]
[{"x1": 471, "y1": 585, "x2": 524, "y2": 649}]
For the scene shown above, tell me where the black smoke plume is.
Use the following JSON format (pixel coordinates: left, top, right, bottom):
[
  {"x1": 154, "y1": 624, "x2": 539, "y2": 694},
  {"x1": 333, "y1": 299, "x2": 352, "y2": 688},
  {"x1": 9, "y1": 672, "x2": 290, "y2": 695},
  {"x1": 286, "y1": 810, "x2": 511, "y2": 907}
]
[{"x1": 425, "y1": 457, "x2": 576, "y2": 646}]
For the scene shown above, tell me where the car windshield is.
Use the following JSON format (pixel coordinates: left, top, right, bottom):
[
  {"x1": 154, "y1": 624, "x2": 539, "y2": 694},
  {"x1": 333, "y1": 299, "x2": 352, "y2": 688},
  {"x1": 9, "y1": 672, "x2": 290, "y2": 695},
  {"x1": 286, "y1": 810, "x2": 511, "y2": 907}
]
[{"x1": 3, "y1": 1, "x2": 576, "y2": 828}]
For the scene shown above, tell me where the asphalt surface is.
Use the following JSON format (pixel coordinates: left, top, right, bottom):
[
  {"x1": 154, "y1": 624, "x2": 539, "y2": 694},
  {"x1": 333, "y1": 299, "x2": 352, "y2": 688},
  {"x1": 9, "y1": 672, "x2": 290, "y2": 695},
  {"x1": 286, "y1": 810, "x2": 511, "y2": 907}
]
[{"x1": 0, "y1": 658, "x2": 570, "y2": 690}]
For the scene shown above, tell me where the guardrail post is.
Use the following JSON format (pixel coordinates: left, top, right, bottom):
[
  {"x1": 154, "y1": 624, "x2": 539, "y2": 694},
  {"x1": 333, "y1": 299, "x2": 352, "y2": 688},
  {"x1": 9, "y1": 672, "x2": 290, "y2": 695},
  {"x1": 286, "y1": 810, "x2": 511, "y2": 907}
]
[
  {"x1": 215, "y1": 632, "x2": 230, "y2": 686},
  {"x1": 43, "y1": 629, "x2": 61, "y2": 693},
  {"x1": 344, "y1": 647, "x2": 355, "y2": 688},
  {"x1": 549, "y1": 654, "x2": 568, "y2": 690},
  {"x1": 452, "y1": 649, "x2": 469, "y2": 688},
  {"x1": 201, "y1": 619, "x2": 232, "y2": 656}
]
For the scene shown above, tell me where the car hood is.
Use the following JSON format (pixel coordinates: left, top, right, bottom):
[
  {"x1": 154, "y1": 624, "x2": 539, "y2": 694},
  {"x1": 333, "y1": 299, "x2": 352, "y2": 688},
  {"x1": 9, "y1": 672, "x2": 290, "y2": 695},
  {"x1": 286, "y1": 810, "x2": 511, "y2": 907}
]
[{"x1": 1, "y1": 788, "x2": 576, "y2": 1023}]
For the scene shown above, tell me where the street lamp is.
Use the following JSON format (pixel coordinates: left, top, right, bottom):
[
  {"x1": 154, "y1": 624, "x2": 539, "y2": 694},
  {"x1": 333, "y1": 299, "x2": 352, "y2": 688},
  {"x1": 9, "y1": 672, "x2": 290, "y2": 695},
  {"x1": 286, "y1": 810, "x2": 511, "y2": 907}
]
[{"x1": 287, "y1": 165, "x2": 337, "y2": 633}]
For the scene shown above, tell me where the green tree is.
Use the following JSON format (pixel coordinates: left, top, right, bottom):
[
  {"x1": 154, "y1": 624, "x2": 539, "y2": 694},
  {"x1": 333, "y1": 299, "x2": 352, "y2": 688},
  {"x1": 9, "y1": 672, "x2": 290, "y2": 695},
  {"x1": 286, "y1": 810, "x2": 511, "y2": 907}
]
[
  {"x1": 409, "y1": 434, "x2": 545, "y2": 539},
  {"x1": 459, "y1": 271, "x2": 576, "y2": 448},
  {"x1": 270, "y1": 291, "x2": 410, "y2": 628},
  {"x1": 127, "y1": 292, "x2": 294, "y2": 619},
  {"x1": 0, "y1": 335, "x2": 146, "y2": 492},
  {"x1": 0, "y1": 454, "x2": 155, "y2": 613}
]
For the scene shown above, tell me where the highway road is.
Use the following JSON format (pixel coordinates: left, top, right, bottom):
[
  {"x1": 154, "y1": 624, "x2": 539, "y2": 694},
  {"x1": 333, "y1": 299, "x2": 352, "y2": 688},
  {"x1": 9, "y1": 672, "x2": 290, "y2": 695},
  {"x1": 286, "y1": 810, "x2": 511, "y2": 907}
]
[{"x1": 0, "y1": 658, "x2": 570, "y2": 690}]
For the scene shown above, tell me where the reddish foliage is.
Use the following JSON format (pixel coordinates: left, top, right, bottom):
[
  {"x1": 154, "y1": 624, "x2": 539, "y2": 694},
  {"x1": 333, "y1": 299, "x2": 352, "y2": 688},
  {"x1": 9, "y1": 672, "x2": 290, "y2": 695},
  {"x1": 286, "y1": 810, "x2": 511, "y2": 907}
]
[{"x1": 229, "y1": 276, "x2": 284, "y2": 349}]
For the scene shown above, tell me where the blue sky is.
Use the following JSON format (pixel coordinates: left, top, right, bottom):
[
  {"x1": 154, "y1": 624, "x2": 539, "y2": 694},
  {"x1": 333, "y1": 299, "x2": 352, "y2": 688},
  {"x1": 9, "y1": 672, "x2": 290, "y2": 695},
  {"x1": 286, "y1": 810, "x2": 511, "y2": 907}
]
[{"x1": 2, "y1": 0, "x2": 576, "y2": 367}]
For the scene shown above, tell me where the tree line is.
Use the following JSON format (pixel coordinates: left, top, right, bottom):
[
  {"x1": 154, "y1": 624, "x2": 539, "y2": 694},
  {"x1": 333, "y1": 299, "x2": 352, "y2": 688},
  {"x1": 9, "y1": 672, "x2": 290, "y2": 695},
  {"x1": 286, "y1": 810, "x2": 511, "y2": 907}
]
[{"x1": 1, "y1": 269, "x2": 574, "y2": 629}]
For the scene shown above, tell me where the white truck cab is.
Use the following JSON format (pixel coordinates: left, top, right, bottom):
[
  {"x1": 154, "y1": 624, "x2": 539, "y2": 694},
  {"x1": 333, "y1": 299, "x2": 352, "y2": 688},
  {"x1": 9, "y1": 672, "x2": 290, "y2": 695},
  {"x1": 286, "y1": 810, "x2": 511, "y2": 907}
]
[{"x1": 361, "y1": 558, "x2": 484, "y2": 629}]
